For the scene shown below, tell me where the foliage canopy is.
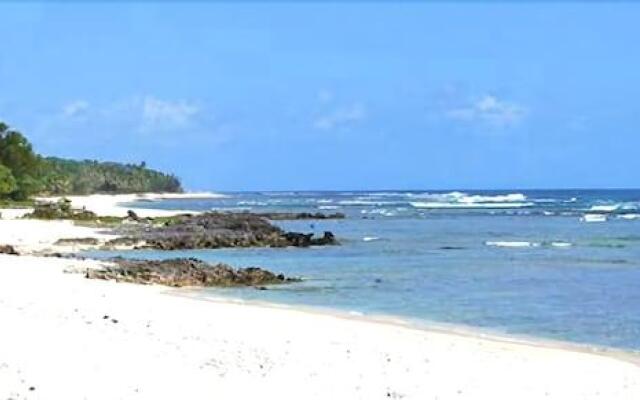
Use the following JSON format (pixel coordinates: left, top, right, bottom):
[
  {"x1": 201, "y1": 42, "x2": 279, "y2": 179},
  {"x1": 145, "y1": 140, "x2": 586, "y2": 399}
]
[{"x1": 0, "y1": 122, "x2": 182, "y2": 200}]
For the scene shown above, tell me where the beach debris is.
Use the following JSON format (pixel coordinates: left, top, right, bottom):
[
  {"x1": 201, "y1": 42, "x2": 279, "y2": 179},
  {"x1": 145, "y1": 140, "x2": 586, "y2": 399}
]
[{"x1": 86, "y1": 257, "x2": 301, "y2": 288}]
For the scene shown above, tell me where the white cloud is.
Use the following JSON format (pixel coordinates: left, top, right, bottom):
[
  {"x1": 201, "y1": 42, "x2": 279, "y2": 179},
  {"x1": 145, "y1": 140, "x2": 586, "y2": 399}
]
[
  {"x1": 446, "y1": 95, "x2": 527, "y2": 128},
  {"x1": 62, "y1": 100, "x2": 89, "y2": 118},
  {"x1": 313, "y1": 103, "x2": 367, "y2": 131},
  {"x1": 141, "y1": 96, "x2": 200, "y2": 129}
]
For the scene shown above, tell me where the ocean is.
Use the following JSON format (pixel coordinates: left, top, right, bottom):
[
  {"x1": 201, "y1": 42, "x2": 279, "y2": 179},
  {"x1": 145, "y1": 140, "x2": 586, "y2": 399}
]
[{"x1": 87, "y1": 190, "x2": 640, "y2": 350}]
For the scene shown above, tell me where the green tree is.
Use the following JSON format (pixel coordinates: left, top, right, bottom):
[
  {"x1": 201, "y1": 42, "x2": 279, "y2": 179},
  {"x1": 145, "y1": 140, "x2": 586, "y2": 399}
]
[
  {"x1": 0, "y1": 120, "x2": 183, "y2": 198},
  {"x1": 0, "y1": 124, "x2": 42, "y2": 199},
  {"x1": 0, "y1": 127, "x2": 40, "y2": 177},
  {"x1": 0, "y1": 164, "x2": 17, "y2": 196}
]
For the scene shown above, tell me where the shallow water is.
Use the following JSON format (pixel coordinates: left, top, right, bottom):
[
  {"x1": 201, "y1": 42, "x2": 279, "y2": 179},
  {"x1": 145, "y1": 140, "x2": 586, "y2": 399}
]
[{"x1": 87, "y1": 190, "x2": 640, "y2": 350}]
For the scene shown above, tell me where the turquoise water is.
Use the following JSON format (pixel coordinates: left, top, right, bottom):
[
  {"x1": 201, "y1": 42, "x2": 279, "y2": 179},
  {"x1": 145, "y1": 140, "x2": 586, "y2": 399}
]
[{"x1": 87, "y1": 190, "x2": 640, "y2": 350}]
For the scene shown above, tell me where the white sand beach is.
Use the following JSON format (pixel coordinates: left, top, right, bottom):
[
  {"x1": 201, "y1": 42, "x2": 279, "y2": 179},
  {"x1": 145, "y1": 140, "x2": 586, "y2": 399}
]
[
  {"x1": 0, "y1": 195, "x2": 639, "y2": 399},
  {"x1": 36, "y1": 192, "x2": 225, "y2": 218}
]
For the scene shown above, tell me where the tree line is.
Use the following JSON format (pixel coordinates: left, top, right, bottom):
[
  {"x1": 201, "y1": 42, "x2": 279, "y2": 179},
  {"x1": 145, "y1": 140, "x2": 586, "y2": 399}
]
[{"x1": 0, "y1": 122, "x2": 182, "y2": 200}]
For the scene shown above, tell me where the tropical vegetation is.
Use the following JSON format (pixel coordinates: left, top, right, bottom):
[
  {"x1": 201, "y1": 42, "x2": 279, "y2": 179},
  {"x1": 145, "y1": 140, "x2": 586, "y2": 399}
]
[{"x1": 0, "y1": 122, "x2": 182, "y2": 200}]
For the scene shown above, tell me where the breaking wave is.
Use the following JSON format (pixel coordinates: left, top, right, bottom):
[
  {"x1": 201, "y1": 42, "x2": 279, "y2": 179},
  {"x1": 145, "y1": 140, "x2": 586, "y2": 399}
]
[
  {"x1": 406, "y1": 192, "x2": 532, "y2": 209},
  {"x1": 589, "y1": 204, "x2": 620, "y2": 212},
  {"x1": 318, "y1": 205, "x2": 340, "y2": 210},
  {"x1": 485, "y1": 241, "x2": 540, "y2": 248},
  {"x1": 411, "y1": 201, "x2": 533, "y2": 209}
]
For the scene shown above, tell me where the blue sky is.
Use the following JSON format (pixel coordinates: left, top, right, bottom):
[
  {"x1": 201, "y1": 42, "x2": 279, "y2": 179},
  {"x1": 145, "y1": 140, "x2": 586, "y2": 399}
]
[{"x1": 0, "y1": 2, "x2": 638, "y2": 190}]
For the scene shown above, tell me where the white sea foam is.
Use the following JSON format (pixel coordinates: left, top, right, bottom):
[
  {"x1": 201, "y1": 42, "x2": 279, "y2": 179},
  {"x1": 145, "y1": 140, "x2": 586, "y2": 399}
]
[
  {"x1": 407, "y1": 192, "x2": 531, "y2": 209},
  {"x1": 318, "y1": 205, "x2": 340, "y2": 210},
  {"x1": 550, "y1": 242, "x2": 573, "y2": 248},
  {"x1": 237, "y1": 201, "x2": 268, "y2": 206},
  {"x1": 362, "y1": 209, "x2": 397, "y2": 217},
  {"x1": 459, "y1": 193, "x2": 527, "y2": 203},
  {"x1": 621, "y1": 202, "x2": 640, "y2": 210},
  {"x1": 618, "y1": 214, "x2": 640, "y2": 220},
  {"x1": 363, "y1": 236, "x2": 380, "y2": 242},
  {"x1": 408, "y1": 191, "x2": 526, "y2": 203},
  {"x1": 407, "y1": 191, "x2": 466, "y2": 201},
  {"x1": 411, "y1": 201, "x2": 534, "y2": 209},
  {"x1": 339, "y1": 200, "x2": 396, "y2": 206},
  {"x1": 589, "y1": 204, "x2": 620, "y2": 212},
  {"x1": 485, "y1": 241, "x2": 540, "y2": 248},
  {"x1": 581, "y1": 214, "x2": 607, "y2": 223}
]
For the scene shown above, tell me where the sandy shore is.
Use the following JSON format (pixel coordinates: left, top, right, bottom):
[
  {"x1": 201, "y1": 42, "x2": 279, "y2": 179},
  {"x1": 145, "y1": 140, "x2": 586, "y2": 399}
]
[
  {"x1": 1, "y1": 194, "x2": 639, "y2": 399},
  {"x1": 37, "y1": 192, "x2": 224, "y2": 218}
]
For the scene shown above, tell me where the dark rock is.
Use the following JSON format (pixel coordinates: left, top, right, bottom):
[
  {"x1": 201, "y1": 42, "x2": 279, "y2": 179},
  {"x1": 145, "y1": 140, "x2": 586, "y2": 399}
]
[
  {"x1": 282, "y1": 232, "x2": 314, "y2": 247},
  {"x1": 127, "y1": 209, "x2": 140, "y2": 221},
  {"x1": 54, "y1": 237, "x2": 100, "y2": 246},
  {"x1": 47, "y1": 252, "x2": 86, "y2": 260},
  {"x1": 255, "y1": 212, "x2": 345, "y2": 220},
  {"x1": 282, "y1": 231, "x2": 337, "y2": 247},
  {"x1": 26, "y1": 199, "x2": 97, "y2": 221},
  {"x1": 0, "y1": 244, "x2": 19, "y2": 255},
  {"x1": 103, "y1": 237, "x2": 144, "y2": 248},
  {"x1": 111, "y1": 212, "x2": 339, "y2": 250},
  {"x1": 86, "y1": 257, "x2": 301, "y2": 288}
]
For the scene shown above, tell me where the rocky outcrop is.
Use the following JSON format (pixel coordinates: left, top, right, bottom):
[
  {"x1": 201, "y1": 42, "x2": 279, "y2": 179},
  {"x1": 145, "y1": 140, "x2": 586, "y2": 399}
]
[
  {"x1": 26, "y1": 199, "x2": 97, "y2": 221},
  {"x1": 104, "y1": 237, "x2": 142, "y2": 248},
  {"x1": 86, "y1": 257, "x2": 300, "y2": 287},
  {"x1": 282, "y1": 231, "x2": 336, "y2": 247},
  {"x1": 113, "y1": 212, "x2": 339, "y2": 250},
  {"x1": 0, "y1": 245, "x2": 19, "y2": 255},
  {"x1": 54, "y1": 237, "x2": 100, "y2": 246}
]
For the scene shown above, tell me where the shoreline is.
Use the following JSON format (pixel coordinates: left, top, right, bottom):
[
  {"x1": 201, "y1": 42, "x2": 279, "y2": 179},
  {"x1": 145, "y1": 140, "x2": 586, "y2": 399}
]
[
  {"x1": 4, "y1": 190, "x2": 640, "y2": 357},
  {"x1": 176, "y1": 288, "x2": 640, "y2": 366},
  {"x1": 1, "y1": 253, "x2": 639, "y2": 399},
  {"x1": 1, "y1": 193, "x2": 640, "y2": 398},
  {"x1": 36, "y1": 192, "x2": 225, "y2": 218}
]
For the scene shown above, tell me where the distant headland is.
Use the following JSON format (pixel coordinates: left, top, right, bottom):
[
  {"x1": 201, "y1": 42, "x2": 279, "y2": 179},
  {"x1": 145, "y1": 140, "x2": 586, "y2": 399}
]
[{"x1": 0, "y1": 121, "x2": 182, "y2": 204}]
